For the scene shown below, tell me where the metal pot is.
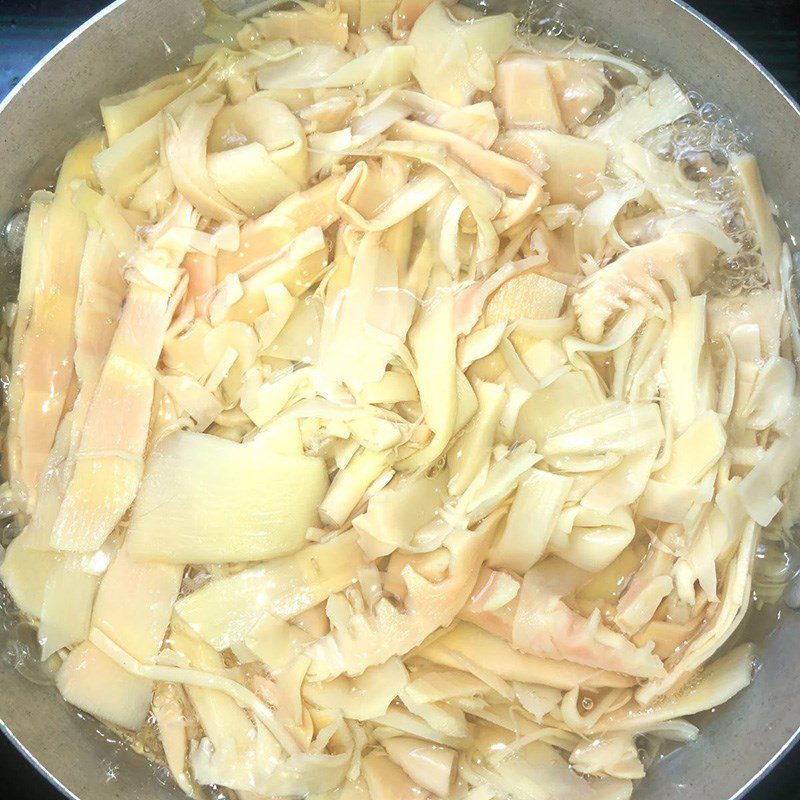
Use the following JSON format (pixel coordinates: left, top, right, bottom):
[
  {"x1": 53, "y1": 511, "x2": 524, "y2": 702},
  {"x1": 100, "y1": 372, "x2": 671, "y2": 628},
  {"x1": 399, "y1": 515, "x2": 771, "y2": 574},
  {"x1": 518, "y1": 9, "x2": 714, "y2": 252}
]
[{"x1": 1, "y1": 1, "x2": 799, "y2": 799}]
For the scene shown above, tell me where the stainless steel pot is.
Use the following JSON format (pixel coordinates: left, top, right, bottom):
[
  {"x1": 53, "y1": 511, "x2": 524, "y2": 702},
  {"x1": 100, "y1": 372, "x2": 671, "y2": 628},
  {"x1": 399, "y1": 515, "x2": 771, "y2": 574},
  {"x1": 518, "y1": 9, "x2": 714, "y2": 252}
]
[{"x1": 1, "y1": 1, "x2": 799, "y2": 799}]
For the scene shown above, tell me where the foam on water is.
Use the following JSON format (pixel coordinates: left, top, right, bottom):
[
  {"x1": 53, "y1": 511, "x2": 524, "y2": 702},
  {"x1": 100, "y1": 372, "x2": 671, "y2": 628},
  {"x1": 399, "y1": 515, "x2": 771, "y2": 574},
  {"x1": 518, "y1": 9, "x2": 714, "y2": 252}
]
[
  {"x1": 0, "y1": 2, "x2": 799, "y2": 795},
  {"x1": 517, "y1": 0, "x2": 779, "y2": 298}
]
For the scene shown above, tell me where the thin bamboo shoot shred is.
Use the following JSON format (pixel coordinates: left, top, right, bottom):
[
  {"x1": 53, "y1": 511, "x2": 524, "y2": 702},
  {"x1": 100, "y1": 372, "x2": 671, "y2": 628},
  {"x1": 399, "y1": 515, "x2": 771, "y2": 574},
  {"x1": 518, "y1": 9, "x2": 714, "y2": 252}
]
[{"x1": 1, "y1": 1, "x2": 798, "y2": 798}]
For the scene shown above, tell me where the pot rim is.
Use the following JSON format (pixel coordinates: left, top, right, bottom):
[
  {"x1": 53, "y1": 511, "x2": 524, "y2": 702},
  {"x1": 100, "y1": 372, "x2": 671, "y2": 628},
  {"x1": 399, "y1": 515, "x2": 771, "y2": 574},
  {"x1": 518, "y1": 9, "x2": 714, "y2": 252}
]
[{"x1": 1, "y1": 1, "x2": 799, "y2": 799}]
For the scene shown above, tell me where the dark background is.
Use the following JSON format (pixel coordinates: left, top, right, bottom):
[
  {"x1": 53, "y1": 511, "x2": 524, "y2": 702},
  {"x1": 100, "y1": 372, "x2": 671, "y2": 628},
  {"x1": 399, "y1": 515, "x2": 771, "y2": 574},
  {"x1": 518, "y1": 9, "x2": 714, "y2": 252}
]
[{"x1": 0, "y1": 0, "x2": 799, "y2": 797}]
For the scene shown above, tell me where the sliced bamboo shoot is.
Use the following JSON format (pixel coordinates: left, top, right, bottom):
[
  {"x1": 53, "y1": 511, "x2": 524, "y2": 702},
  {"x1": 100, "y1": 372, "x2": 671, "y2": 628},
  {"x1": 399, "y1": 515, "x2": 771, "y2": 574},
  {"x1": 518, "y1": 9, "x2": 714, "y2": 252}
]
[
  {"x1": 496, "y1": 129, "x2": 607, "y2": 207},
  {"x1": 10, "y1": 135, "x2": 100, "y2": 509},
  {"x1": 485, "y1": 272, "x2": 567, "y2": 324},
  {"x1": 0, "y1": 532, "x2": 61, "y2": 618},
  {"x1": 175, "y1": 532, "x2": 364, "y2": 649},
  {"x1": 126, "y1": 431, "x2": 328, "y2": 563},
  {"x1": 51, "y1": 280, "x2": 180, "y2": 553},
  {"x1": 38, "y1": 561, "x2": 99, "y2": 659},
  {"x1": 488, "y1": 469, "x2": 573, "y2": 573},
  {"x1": 57, "y1": 641, "x2": 153, "y2": 730},
  {"x1": 92, "y1": 547, "x2": 184, "y2": 661},
  {"x1": 493, "y1": 55, "x2": 564, "y2": 130},
  {"x1": 383, "y1": 736, "x2": 458, "y2": 797},
  {"x1": 419, "y1": 622, "x2": 635, "y2": 690},
  {"x1": 320, "y1": 447, "x2": 391, "y2": 528},
  {"x1": 447, "y1": 380, "x2": 506, "y2": 495}
]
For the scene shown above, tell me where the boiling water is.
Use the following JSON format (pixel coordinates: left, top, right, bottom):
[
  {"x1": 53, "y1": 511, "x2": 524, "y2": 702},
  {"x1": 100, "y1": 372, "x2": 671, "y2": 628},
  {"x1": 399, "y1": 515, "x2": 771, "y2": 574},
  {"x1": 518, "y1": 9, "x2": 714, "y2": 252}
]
[
  {"x1": 517, "y1": 0, "x2": 800, "y2": 626},
  {"x1": 1, "y1": 0, "x2": 800, "y2": 793},
  {"x1": 515, "y1": 0, "x2": 800, "y2": 774},
  {"x1": 518, "y1": 0, "x2": 778, "y2": 300}
]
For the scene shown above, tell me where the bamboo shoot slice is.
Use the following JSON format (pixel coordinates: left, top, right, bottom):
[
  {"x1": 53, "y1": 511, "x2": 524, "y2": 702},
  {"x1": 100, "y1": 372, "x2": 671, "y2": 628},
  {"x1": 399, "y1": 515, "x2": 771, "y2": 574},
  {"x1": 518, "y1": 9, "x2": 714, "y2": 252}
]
[
  {"x1": 51, "y1": 280, "x2": 179, "y2": 553},
  {"x1": 419, "y1": 623, "x2": 635, "y2": 690},
  {"x1": 10, "y1": 135, "x2": 99, "y2": 509},
  {"x1": 488, "y1": 469, "x2": 573, "y2": 573},
  {"x1": 175, "y1": 532, "x2": 364, "y2": 649},
  {"x1": 38, "y1": 561, "x2": 99, "y2": 659},
  {"x1": 496, "y1": 129, "x2": 607, "y2": 207},
  {"x1": 208, "y1": 142, "x2": 300, "y2": 216},
  {"x1": 57, "y1": 641, "x2": 153, "y2": 730},
  {"x1": 0, "y1": 532, "x2": 61, "y2": 618},
  {"x1": 92, "y1": 547, "x2": 184, "y2": 661},
  {"x1": 126, "y1": 431, "x2": 328, "y2": 563}
]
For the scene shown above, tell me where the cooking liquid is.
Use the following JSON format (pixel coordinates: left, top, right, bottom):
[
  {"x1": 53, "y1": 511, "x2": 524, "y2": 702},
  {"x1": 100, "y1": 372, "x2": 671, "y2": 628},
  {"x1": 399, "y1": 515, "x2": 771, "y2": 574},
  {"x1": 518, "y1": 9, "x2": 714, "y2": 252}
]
[{"x1": 0, "y1": 0, "x2": 799, "y2": 793}]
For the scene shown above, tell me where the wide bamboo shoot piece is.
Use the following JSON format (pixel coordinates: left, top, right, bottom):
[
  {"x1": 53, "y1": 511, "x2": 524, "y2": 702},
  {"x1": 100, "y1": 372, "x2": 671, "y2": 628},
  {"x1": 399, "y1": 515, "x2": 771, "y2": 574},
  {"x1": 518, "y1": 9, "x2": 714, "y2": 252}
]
[
  {"x1": 0, "y1": 4, "x2": 795, "y2": 798},
  {"x1": 493, "y1": 55, "x2": 565, "y2": 130},
  {"x1": 488, "y1": 470, "x2": 573, "y2": 573},
  {"x1": 126, "y1": 431, "x2": 328, "y2": 563},
  {"x1": 92, "y1": 547, "x2": 184, "y2": 661},
  {"x1": 38, "y1": 561, "x2": 99, "y2": 659},
  {"x1": 175, "y1": 532, "x2": 364, "y2": 649},
  {"x1": 50, "y1": 280, "x2": 180, "y2": 553},
  {"x1": 408, "y1": 1, "x2": 515, "y2": 106},
  {"x1": 0, "y1": 532, "x2": 61, "y2": 618},
  {"x1": 57, "y1": 641, "x2": 153, "y2": 730},
  {"x1": 418, "y1": 623, "x2": 635, "y2": 690},
  {"x1": 496, "y1": 129, "x2": 607, "y2": 207}
]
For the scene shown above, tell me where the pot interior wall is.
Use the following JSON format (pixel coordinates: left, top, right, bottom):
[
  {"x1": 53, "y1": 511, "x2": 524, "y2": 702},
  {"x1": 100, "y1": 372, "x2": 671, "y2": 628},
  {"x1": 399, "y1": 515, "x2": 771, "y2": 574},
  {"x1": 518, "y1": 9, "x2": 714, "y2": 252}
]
[{"x1": 1, "y1": 2, "x2": 799, "y2": 800}]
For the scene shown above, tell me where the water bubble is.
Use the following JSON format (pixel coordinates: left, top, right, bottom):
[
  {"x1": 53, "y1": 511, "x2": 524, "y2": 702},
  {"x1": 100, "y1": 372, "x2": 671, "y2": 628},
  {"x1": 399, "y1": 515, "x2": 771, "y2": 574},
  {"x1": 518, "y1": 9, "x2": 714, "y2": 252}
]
[
  {"x1": 700, "y1": 102, "x2": 720, "y2": 123},
  {"x1": 3, "y1": 210, "x2": 28, "y2": 257},
  {"x1": 678, "y1": 149, "x2": 727, "y2": 182},
  {"x1": 715, "y1": 116, "x2": 736, "y2": 135},
  {"x1": 561, "y1": 22, "x2": 577, "y2": 39},
  {"x1": 541, "y1": 18, "x2": 564, "y2": 37},
  {"x1": 687, "y1": 90, "x2": 704, "y2": 109},
  {"x1": 754, "y1": 539, "x2": 797, "y2": 606},
  {"x1": 0, "y1": 621, "x2": 55, "y2": 685}
]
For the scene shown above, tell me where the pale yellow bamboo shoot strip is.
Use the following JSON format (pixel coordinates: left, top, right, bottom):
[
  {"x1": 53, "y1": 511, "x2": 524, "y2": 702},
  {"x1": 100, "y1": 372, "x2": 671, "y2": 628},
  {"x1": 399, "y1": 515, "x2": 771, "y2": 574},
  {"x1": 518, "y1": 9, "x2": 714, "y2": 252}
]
[
  {"x1": 38, "y1": 560, "x2": 99, "y2": 660},
  {"x1": 418, "y1": 622, "x2": 635, "y2": 690},
  {"x1": 383, "y1": 736, "x2": 458, "y2": 797},
  {"x1": 73, "y1": 229, "x2": 128, "y2": 387},
  {"x1": 101, "y1": 68, "x2": 197, "y2": 144},
  {"x1": 92, "y1": 547, "x2": 184, "y2": 662},
  {"x1": 11, "y1": 135, "x2": 101, "y2": 509},
  {"x1": 398, "y1": 290, "x2": 458, "y2": 472},
  {"x1": 362, "y1": 752, "x2": 428, "y2": 800},
  {"x1": 175, "y1": 531, "x2": 364, "y2": 649},
  {"x1": 447, "y1": 380, "x2": 506, "y2": 496},
  {"x1": 57, "y1": 640, "x2": 154, "y2": 730},
  {"x1": 152, "y1": 683, "x2": 196, "y2": 797},
  {"x1": 89, "y1": 628, "x2": 300, "y2": 754},
  {"x1": 125, "y1": 431, "x2": 328, "y2": 563},
  {"x1": 10, "y1": 193, "x2": 51, "y2": 368},
  {"x1": 6, "y1": 192, "x2": 51, "y2": 506},
  {"x1": 0, "y1": 530, "x2": 61, "y2": 618},
  {"x1": 23, "y1": 221, "x2": 129, "y2": 553},
  {"x1": 487, "y1": 469, "x2": 573, "y2": 573},
  {"x1": 217, "y1": 174, "x2": 344, "y2": 278},
  {"x1": 319, "y1": 448, "x2": 391, "y2": 528},
  {"x1": 50, "y1": 278, "x2": 179, "y2": 552}
]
